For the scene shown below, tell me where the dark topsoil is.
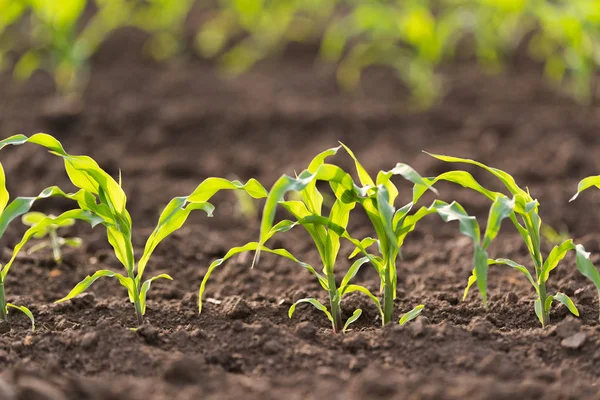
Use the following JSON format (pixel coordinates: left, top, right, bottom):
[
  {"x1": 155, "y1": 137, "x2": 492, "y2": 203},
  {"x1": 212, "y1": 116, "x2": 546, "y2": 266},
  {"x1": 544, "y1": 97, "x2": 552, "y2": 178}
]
[{"x1": 1, "y1": 30, "x2": 600, "y2": 400}]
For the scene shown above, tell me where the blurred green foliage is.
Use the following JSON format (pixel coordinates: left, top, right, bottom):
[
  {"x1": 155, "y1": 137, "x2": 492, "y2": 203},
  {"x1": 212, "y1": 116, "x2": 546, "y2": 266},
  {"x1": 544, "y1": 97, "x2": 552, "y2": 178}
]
[{"x1": 0, "y1": 0, "x2": 598, "y2": 103}]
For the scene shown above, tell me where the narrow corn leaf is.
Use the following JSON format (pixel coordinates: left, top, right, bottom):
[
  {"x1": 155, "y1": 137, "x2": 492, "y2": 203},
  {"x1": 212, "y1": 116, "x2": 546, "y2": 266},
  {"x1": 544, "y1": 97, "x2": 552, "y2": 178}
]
[
  {"x1": 570, "y1": 176, "x2": 600, "y2": 201},
  {"x1": 343, "y1": 309, "x2": 363, "y2": 333},
  {"x1": 349, "y1": 237, "x2": 378, "y2": 259},
  {"x1": 139, "y1": 274, "x2": 173, "y2": 315},
  {"x1": 55, "y1": 270, "x2": 129, "y2": 303},
  {"x1": 490, "y1": 259, "x2": 538, "y2": 291},
  {"x1": 6, "y1": 304, "x2": 34, "y2": 331},
  {"x1": 0, "y1": 134, "x2": 128, "y2": 216},
  {"x1": 340, "y1": 257, "x2": 371, "y2": 291},
  {"x1": 421, "y1": 170, "x2": 499, "y2": 201},
  {"x1": 2, "y1": 210, "x2": 104, "y2": 279},
  {"x1": 0, "y1": 164, "x2": 10, "y2": 215},
  {"x1": 0, "y1": 185, "x2": 85, "y2": 239},
  {"x1": 289, "y1": 298, "x2": 333, "y2": 322},
  {"x1": 425, "y1": 153, "x2": 527, "y2": 197},
  {"x1": 199, "y1": 242, "x2": 327, "y2": 313},
  {"x1": 482, "y1": 195, "x2": 515, "y2": 249},
  {"x1": 187, "y1": 177, "x2": 267, "y2": 203},
  {"x1": 574, "y1": 244, "x2": 600, "y2": 295},
  {"x1": 540, "y1": 239, "x2": 576, "y2": 283},
  {"x1": 463, "y1": 269, "x2": 477, "y2": 300},
  {"x1": 137, "y1": 197, "x2": 214, "y2": 279},
  {"x1": 21, "y1": 212, "x2": 47, "y2": 226},
  {"x1": 340, "y1": 284, "x2": 383, "y2": 317},
  {"x1": 534, "y1": 298, "x2": 543, "y2": 325},
  {"x1": 389, "y1": 163, "x2": 439, "y2": 195},
  {"x1": 554, "y1": 292, "x2": 579, "y2": 317},
  {"x1": 53, "y1": 218, "x2": 76, "y2": 228},
  {"x1": 399, "y1": 304, "x2": 425, "y2": 325},
  {"x1": 544, "y1": 295, "x2": 554, "y2": 314},
  {"x1": 304, "y1": 146, "x2": 342, "y2": 213},
  {"x1": 62, "y1": 237, "x2": 83, "y2": 248},
  {"x1": 339, "y1": 142, "x2": 374, "y2": 187}
]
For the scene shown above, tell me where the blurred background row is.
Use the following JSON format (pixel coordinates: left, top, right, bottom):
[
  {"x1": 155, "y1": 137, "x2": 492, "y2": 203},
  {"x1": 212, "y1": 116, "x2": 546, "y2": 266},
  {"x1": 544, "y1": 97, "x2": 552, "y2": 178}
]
[{"x1": 1, "y1": 0, "x2": 598, "y2": 105}]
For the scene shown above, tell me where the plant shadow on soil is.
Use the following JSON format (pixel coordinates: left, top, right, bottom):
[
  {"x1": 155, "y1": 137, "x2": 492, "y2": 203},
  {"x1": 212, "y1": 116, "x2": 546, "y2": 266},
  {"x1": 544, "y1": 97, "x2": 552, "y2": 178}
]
[{"x1": 1, "y1": 29, "x2": 600, "y2": 399}]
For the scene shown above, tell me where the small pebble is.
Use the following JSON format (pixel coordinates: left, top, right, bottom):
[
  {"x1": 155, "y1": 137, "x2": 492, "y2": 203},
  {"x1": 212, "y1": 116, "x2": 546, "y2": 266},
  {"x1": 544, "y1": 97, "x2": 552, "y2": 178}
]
[{"x1": 561, "y1": 332, "x2": 586, "y2": 349}]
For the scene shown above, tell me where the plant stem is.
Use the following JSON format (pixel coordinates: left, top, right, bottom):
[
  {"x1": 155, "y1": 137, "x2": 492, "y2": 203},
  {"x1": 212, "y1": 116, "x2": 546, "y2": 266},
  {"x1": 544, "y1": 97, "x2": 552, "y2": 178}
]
[
  {"x1": 538, "y1": 282, "x2": 550, "y2": 327},
  {"x1": 383, "y1": 260, "x2": 394, "y2": 325},
  {"x1": 49, "y1": 229, "x2": 62, "y2": 263},
  {"x1": 0, "y1": 280, "x2": 7, "y2": 322},
  {"x1": 327, "y1": 273, "x2": 343, "y2": 333}
]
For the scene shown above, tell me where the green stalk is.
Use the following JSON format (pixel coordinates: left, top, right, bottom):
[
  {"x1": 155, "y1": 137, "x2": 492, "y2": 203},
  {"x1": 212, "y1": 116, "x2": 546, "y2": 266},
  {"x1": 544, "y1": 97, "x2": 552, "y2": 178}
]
[
  {"x1": 538, "y1": 281, "x2": 550, "y2": 327},
  {"x1": 49, "y1": 228, "x2": 62, "y2": 263},
  {"x1": 383, "y1": 258, "x2": 395, "y2": 325},
  {"x1": 0, "y1": 280, "x2": 7, "y2": 322},
  {"x1": 326, "y1": 271, "x2": 343, "y2": 333}
]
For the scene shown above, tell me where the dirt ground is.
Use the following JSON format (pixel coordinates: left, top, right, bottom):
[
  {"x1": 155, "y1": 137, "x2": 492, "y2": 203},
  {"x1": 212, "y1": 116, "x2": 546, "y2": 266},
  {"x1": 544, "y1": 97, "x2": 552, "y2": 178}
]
[{"x1": 0, "y1": 29, "x2": 600, "y2": 399}]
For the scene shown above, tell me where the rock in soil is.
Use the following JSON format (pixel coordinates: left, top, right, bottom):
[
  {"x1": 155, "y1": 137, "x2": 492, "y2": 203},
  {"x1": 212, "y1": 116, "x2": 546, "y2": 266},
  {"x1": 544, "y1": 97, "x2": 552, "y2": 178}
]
[
  {"x1": 561, "y1": 332, "x2": 587, "y2": 350},
  {"x1": 222, "y1": 296, "x2": 252, "y2": 320}
]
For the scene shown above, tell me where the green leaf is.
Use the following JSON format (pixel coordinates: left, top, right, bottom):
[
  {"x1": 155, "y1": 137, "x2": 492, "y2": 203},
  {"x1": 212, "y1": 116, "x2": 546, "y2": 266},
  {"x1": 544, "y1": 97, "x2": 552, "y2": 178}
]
[
  {"x1": 0, "y1": 164, "x2": 9, "y2": 215},
  {"x1": 399, "y1": 304, "x2": 424, "y2": 325},
  {"x1": 534, "y1": 298, "x2": 543, "y2": 325},
  {"x1": 570, "y1": 175, "x2": 600, "y2": 201},
  {"x1": 139, "y1": 274, "x2": 173, "y2": 315},
  {"x1": 187, "y1": 177, "x2": 267, "y2": 203},
  {"x1": 349, "y1": 237, "x2": 378, "y2": 259},
  {"x1": 574, "y1": 244, "x2": 600, "y2": 295},
  {"x1": 137, "y1": 197, "x2": 214, "y2": 279},
  {"x1": 482, "y1": 195, "x2": 515, "y2": 249},
  {"x1": 422, "y1": 170, "x2": 499, "y2": 201},
  {"x1": 2, "y1": 210, "x2": 104, "y2": 279},
  {"x1": 343, "y1": 309, "x2": 362, "y2": 333},
  {"x1": 553, "y1": 292, "x2": 579, "y2": 317},
  {"x1": 540, "y1": 239, "x2": 575, "y2": 283},
  {"x1": 339, "y1": 256, "x2": 370, "y2": 292},
  {"x1": 199, "y1": 242, "x2": 327, "y2": 313},
  {"x1": 61, "y1": 237, "x2": 83, "y2": 248},
  {"x1": 340, "y1": 284, "x2": 383, "y2": 318},
  {"x1": 288, "y1": 298, "x2": 333, "y2": 322},
  {"x1": 425, "y1": 153, "x2": 528, "y2": 198},
  {"x1": 339, "y1": 142, "x2": 374, "y2": 187},
  {"x1": 474, "y1": 246, "x2": 489, "y2": 307},
  {"x1": 6, "y1": 303, "x2": 34, "y2": 332},
  {"x1": 55, "y1": 269, "x2": 129, "y2": 303},
  {"x1": 490, "y1": 259, "x2": 538, "y2": 291},
  {"x1": 463, "y1": 269, "x2": 478, "y2": 300},
  {"x1": 544, "y1": 295, "x2": 554, "y2": 314},
  {"x1": 21, "y1": 212, "x2": 48, "y2": 226}
]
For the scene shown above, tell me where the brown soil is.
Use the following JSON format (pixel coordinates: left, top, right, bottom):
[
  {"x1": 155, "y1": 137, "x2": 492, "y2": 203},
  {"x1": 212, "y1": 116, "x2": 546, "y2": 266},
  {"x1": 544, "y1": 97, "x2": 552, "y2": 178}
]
[{"x1": 1, "y1": 29, "x2": 600, "y2": 399}]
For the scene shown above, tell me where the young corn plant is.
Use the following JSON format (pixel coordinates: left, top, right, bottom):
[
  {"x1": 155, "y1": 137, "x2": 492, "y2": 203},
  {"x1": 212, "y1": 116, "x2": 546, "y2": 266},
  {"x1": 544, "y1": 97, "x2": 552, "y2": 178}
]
[
  {"x1": 0, "y1": 162, "x2": 90, "y2": 331},
  {"x1": 21, "y1": 211, "x2": 82, "y2": 263},
  {"x1": 200, "y1": 147, "x2": 379, "y2": 333},
  {"x1": 340, "y1": 145, "x2": 514, "y2": 325},
  {"x1": 0, "y1": 133, "x2": 268, "y2": 326},
  {"x1": 569, "y1": 176, "x2": 600, "y2": 319},
  {"x1": 426, "y1": 153, "x2": 599, "y2": 326}
]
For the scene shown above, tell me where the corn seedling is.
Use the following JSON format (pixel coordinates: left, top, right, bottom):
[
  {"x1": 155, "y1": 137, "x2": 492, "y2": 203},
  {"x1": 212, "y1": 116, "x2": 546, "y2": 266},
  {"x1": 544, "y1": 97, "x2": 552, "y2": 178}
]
[
  {"x1": 21, "y1": 211, "x2": 82, "y2": 264},
  {"x1": 0, "y1": 133, "x2": 267, "y2": 326},
  {"x1": 568, "y1": 176, "x2": 600, "y2": 319},
  {"x1": 200, "y1": 146, "x2": 381, "y2": 333},
  {"x1": 0, "y1": 162, "x2": 89, "y2": 331},
  {"x1": 426, "y1": 154, "x2": 598, "y2": 326},
  {"x1": 340, "y1": 144, "x2": 513, "y2": 325}
]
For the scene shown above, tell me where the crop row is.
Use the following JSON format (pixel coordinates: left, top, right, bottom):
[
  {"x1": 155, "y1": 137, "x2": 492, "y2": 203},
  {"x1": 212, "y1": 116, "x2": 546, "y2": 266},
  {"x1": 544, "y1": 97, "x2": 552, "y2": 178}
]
[{"x1": 0, "y1": 133, "x2": 598, "y2": 334}]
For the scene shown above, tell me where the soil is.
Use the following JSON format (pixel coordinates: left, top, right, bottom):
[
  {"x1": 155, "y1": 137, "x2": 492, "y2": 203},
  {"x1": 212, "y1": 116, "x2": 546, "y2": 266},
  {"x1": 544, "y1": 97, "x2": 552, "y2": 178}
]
[{"x1": 1, "y1": 28, "x2": 600, "y2": 400}]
